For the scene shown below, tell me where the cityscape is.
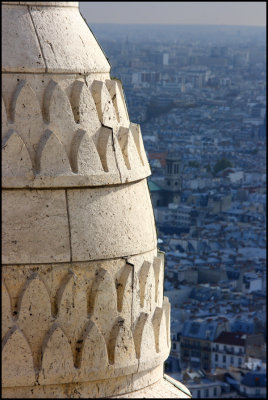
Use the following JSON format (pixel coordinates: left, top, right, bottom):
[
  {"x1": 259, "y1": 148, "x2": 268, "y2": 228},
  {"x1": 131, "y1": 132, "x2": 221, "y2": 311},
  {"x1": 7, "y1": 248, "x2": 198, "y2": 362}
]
[{"x1": 89, "y1": 22, "x2": 266, "y2": 398}]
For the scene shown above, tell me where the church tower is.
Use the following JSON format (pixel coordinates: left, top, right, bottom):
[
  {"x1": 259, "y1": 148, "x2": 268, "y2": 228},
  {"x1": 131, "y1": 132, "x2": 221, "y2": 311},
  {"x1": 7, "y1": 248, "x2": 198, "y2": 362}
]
[
  {"x1": 164, "y1": 153, "x2": 182, "y2": 204},
  {"x1": 2, "y1": 2, "x2": 190, "y2": 398}
]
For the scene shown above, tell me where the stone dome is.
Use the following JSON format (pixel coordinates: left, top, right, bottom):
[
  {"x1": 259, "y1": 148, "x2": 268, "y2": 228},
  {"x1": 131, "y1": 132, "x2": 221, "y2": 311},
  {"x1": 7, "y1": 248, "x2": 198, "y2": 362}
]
[{"x1": 2, "y1": 2, "x2": 190, "y2": 398}]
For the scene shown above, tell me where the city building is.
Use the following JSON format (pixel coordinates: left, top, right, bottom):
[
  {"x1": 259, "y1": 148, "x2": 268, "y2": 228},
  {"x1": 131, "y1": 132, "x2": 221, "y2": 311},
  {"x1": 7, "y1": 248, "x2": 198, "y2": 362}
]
[
  {"x1": 240, "y1": 371, "x2": 266, "y2": 398},
  {"x1": 212, "y1": 332, "x2": 246, "y2": 369},
  {"x1": 180, "y1": 319, "x2": 227, "y2": 371}
]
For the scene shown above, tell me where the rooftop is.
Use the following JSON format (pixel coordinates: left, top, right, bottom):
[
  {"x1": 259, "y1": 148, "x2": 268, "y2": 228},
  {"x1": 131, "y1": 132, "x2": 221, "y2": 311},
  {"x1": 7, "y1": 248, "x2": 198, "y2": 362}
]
[{"x1": 214, "y1": 331, "x2": 246, "y2": 346}]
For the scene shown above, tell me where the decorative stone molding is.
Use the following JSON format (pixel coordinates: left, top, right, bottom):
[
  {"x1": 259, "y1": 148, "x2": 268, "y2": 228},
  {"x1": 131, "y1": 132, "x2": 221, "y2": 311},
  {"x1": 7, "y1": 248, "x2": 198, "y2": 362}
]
[
  {"x1": 2, "y1": 252, "x2": 170, "y2": 391},
  {"x1": 2, "y1": 78, "x2": 150, "y2": 188}
]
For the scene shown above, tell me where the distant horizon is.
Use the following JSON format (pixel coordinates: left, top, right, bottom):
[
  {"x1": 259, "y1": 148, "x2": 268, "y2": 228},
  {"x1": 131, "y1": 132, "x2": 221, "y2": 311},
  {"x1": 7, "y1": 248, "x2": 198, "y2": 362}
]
[
  {"x1": 79, "y1": 2, "x2": 266, "y2": 27},
  {"x1": 89, "y1": 22, "x2": 265, "y2": 29}
]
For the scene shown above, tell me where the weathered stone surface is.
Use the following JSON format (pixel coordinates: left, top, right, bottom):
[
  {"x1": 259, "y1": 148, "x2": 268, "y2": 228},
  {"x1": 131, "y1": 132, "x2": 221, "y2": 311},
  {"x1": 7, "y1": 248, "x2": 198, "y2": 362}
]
[
  {"x1": 2, "y1": 97, "x2": 9, "y2": 139},
  {"x1": 105, "y1": 79, "x2": 129, "y2": 127},
  {"x1": 129, "y1": 122, "x2": 149, "y2": 167},
  {"x1": 2, "y1": 129, "x2": 34, "y2": 180},
  {"x1": 2, "y1": 5, "x2": 46, "y2": 73},
  {"x1": 91, "y1": 80, "x2": 119, "y2": 129},
  {"x1": 36, "y1": 129, "x2": 72, "y2": 175},
  {"x1": 115, "y1": 375, "x2": 192, "y2": 398},
  {"x1": 29, "y1": 5, "x2": 110, "y2": 73},
  {"x1": 131, "y1": 364, "x2": 164, "y2": 394},
  {"x1": 128, "y1": 249, "x2": 158, "y2": 327},
  {"x1": 71, "y1": 129, "x2": 104, "y2": 175},
  {"x1": 2, "y1": 328, "x2": 36, "y2": 387},
  {"x1": 139, "y1": 260, "x2": 156, "y2": 313},
  {"x1": 56, "y1": 272, "x2": 89, "y2": 364},
  {"x1": 116, "y1": 263, "x2": 133, "y2": 315},
  {"x1": 2, "y1": 3, "x2": 109, "y2": 74},
  {"x1": 2, "y1": 189, "x2": 70, "y2": 264},
  {"x1": 43, "y1": 80, "x2": 76, "y2": 156},
  {"x1": 67, "y1": 180, "x2": 157, "y2": 261},
  {"x1": 89, "y1": 268, "x2": 118, "y2": 346},
  {"x1": 153, "y1": 254, "x2": 165, "y2": 308},
  {"x1": 12, "y1": 80, "x2": 44, "y2": 167},
  {"x1": 17, "y1": 275, "x2": 52, "y2": 369},
  {"x1": 78, "y1": 319, "x2": 108, "y2": 378},
  {"x1": 108, "y1": 318, "x2": 137, "y2": 376},
  {"x1": 2, "y1": 368, "x2": 191, "y2": 399},
  {"x1": 39, "y1": 325, "x2": 74, "y2": 384},
  {"x1": 2, "y1": 374, "x2": 133, "y2": 399},
  {"x1": 117, "y1": 126, "x2": 143, "y2": 171},
  {"x1": 163, "y1": 296, "x2": 171, "y2": 349},
  {"x1": 96, "y1": 126, "x2": 119, "y2": 173},
  {"x1": 2, "y1": 282, "x2": 13, "y2": 340}
]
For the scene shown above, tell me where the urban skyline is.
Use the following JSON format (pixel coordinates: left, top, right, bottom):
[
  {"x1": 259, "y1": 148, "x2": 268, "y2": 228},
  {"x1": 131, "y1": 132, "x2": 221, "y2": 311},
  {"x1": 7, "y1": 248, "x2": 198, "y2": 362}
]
[
  {"x1": 79, "y1": 2, "x2": 266, "y2": 27},
  {"x1": 86, "y1": 20, "x2": 267, "y2": 398}
]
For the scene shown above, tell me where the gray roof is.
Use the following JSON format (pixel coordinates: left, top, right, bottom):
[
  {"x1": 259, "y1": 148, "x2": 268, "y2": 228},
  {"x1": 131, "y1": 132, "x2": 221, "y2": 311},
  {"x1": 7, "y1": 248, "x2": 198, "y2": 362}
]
[
  {"x1": 190, "y1": 287, "x2": 221, "y2": 302},
  {"x1": 182, "y1": 319, "x2": 219, "y2": 341},
  {"x1": 241, "y1": 371, "x2": 266, "y2": 387}
]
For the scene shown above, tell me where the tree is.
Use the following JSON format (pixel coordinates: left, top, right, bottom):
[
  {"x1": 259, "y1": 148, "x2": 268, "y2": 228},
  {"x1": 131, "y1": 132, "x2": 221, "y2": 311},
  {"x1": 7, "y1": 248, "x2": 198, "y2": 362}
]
[
  {"x1": 213, "y1": 158, "x2": 232, "y2": 175},
  {"x1": 205, "y1": 164, "x2": 211, "y2": 173},
  {"x1": 188, "y1": 161, "x2": 200, "y2": 168}
]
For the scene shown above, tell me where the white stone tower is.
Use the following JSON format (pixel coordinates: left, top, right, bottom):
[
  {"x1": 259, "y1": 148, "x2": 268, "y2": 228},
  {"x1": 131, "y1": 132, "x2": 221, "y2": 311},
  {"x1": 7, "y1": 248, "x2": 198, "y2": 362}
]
[{"x1": 2, "y1": 2, "x2": 190, "y2": 398}]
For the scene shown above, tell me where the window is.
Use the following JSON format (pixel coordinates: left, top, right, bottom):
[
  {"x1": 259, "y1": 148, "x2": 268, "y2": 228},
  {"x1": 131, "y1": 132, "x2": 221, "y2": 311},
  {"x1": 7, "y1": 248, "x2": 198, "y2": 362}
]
[
  {"x1": 223, "y1": 355, "x2": 226, "y2": 363},
  {"x1": 197, "y1": 390, "x2": 201, "y2": 398},
  {"x1": 215, "y1": 354, "x2": 218, "y2": 361},
  {"x1": 205, "y1": 389, "x2": 209, "y2": 397},
  {"x1": 231, "y1": 356, "x2": 234, "y2": 364},
  {"x1": 214, "y1": 387, "x2": 217, "y2": 396},
  {"x1": 173, "y1": 342, "x2": 176, "y2": 350},
  {"x1": 173, "y1": 164, "x2": 179, "y2": 174},
  {"x1": 238, "y1": 358, "x2": 242, "y2": 365}
]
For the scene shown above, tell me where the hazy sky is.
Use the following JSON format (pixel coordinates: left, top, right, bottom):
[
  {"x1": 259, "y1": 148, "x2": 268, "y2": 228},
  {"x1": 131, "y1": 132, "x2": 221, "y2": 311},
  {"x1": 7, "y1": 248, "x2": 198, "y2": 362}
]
[{"x1": 79, "y1": 2, "x2": 266, "y2": 26}]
